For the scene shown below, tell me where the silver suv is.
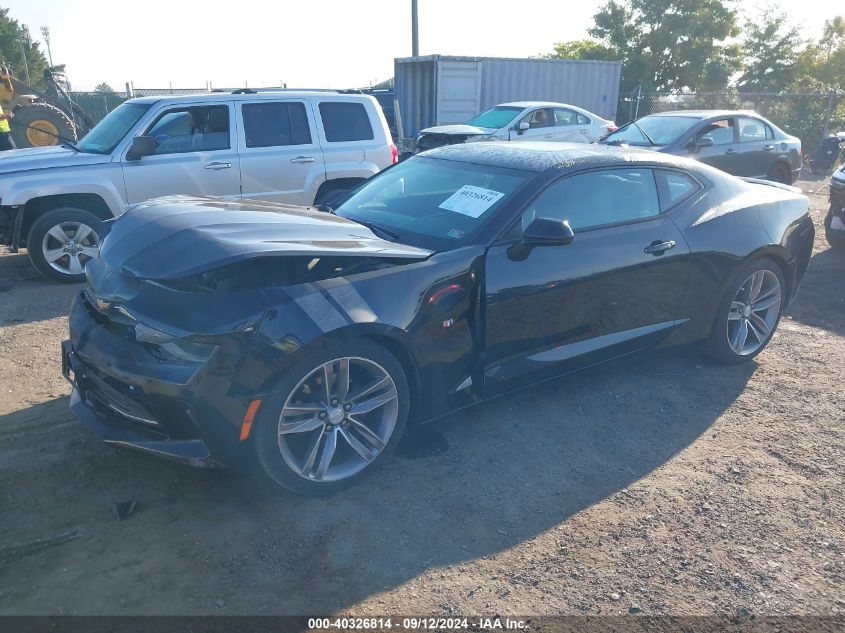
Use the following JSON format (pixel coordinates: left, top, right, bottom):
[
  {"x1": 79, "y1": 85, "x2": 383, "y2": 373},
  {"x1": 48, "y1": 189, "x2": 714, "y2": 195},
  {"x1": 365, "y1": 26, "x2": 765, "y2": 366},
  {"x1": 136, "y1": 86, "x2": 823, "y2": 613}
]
[{"x1": 0, "y1": 90, "x2": 397, "y2": 282}]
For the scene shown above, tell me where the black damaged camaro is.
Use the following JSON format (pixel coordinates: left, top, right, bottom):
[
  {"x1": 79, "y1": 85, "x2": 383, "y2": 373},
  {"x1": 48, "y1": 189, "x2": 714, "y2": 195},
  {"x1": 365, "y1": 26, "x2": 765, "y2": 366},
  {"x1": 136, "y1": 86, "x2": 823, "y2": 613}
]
[{"x1": 63, "y1": 142, "x2": 815, "y2": 494}]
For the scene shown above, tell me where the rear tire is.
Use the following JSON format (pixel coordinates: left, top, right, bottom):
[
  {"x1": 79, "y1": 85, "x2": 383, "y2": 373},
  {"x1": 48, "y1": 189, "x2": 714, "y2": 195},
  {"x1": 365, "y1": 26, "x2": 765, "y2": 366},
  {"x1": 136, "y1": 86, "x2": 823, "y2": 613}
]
[
  {"x1": 27, "y1": 207, "x2": 103, "y2": 283},
  {"x1": 703, "y1": 258, "x2": 785, "y2": 364},
  {"x1": 313, "y1": 180, "x2": 361, "y2": 208},
  {"x1": 767, "y1": 161, "x2": 792, "y2": 185},
  {"x1": 253, "y1": 339, "x2": 410, "y2": 495}
]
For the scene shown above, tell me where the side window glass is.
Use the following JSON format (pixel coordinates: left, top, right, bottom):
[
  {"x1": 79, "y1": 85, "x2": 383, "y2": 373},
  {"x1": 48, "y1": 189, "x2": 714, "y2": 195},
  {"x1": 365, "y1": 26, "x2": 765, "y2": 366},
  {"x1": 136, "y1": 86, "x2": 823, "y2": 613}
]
[
  {"x1": 523, "y1": 108, "x2": 552, "y2": 129},
  {"x1": 656, "y1": 170, "x2": 700, "y2": 208},
  {"x1": 738, "y1": 116, "x2": 767, "y2": 142},
  {"x1": 242, "y1": 102, "x2": 312, "y2": 148},
  {"x1": 697, "y1": 118, "x2": 735, "y2": 145},
  {"x1": 576, "y1": 113, "x2": 591, "y2": 125},
  {"x1": 319, "y1": 102, "x2": 374, "y2": 142},
  {"x1": 553, "y1": 108, "x2": 577, "y2": 126},
  {"x1": 765, "y1": 123, "x2": 775, "y2": 140},
  {"x1": 146, "y1": 106, "x2": 230, "y2": 154},
  {"x1": 522, "y1": 169, "x2": 660, "y2": 231}
]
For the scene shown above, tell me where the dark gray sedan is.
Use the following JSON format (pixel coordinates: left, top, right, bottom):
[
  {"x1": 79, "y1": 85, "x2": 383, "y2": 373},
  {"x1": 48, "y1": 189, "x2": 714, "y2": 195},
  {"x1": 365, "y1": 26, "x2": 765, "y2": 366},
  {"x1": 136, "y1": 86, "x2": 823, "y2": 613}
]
[{"x1": 601, "y1": 110, "x2": 802, "y2": 184}]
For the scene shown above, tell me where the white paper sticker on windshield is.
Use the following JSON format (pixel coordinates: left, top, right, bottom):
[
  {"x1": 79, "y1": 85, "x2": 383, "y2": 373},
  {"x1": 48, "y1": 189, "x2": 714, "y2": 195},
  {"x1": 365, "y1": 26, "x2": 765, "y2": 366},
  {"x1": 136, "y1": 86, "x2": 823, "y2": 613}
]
[{"x1": 438, "y1": 185, "x2": 505, "y2": 218}]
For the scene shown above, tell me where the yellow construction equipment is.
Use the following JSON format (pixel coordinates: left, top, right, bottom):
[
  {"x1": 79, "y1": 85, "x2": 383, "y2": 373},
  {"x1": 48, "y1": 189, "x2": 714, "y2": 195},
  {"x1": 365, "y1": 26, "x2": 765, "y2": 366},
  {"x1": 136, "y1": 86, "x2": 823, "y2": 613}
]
[{"x1": 1, "y1": 61, "x2": 93, "y2": 148}]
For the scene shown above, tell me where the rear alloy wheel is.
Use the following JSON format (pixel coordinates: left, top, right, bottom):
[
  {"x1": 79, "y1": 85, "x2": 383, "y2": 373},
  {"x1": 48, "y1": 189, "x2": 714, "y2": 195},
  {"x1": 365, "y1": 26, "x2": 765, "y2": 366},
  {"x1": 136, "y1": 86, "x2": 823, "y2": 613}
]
[
  {"x1": 254, "y1": 340, "x2": 409, "y2": 495},
  {"x1": 704, "y1": 259, "x2": 784, "y2": 364},
  {"x1": 767, "y1": 162, "x2": 792, "y2": 185},
  {"x1": 27, "y1": 207, "x2": 102, "y2": 283}
]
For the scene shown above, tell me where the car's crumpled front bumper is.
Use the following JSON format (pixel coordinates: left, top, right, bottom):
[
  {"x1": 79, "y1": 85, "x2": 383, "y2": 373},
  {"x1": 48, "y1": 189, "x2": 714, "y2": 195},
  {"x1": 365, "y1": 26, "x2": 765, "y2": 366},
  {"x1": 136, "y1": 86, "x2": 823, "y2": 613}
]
[{"x1": 62, "y1": 292, "x2": 254, "y2": 468}]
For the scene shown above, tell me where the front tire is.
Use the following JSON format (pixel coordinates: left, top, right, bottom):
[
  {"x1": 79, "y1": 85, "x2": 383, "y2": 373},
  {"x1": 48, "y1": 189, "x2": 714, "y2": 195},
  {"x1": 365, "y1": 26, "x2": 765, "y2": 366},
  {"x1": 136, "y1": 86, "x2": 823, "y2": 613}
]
[
  {"x1": 26, "y1": 207, "x2": 103, "y2": 283},
  {"x1": 253, "y1": 339, "x2": 410, "y2": 495},
  {"x1": 704, "y1": 258, "x2": 785, "y2": 364}
]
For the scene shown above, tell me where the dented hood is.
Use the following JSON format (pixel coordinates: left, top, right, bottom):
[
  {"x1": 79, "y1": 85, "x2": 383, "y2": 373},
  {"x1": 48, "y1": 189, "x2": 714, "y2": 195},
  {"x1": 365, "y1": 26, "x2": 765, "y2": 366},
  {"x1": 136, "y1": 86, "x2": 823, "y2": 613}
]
[
  {"x1": 419, "y1": 124, "x2": 497, "y2": 136},
  {"x1": 99, "y1": 196, "x2": 432, "y2": 279}
]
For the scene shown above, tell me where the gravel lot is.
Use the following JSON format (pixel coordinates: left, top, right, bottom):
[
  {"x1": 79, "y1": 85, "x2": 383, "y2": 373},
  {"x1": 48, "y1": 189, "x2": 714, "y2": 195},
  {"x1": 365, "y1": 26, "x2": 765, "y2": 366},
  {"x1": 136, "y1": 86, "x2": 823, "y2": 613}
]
[{"x1": 0, "y1": 174, "x2": 843, "y2": 618}]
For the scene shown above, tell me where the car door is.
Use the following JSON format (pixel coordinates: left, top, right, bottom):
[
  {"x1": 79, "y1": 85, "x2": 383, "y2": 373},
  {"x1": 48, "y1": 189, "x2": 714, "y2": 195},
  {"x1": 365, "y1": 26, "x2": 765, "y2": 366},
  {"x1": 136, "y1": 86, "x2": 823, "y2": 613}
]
[
  {"x1": 122, "y1": 103, "x2": 241, "y2": 204},
  {"x1": 735, "y1": 116, "x2": 776, "y2": 178},
  {"x1": 236, "y1": 99, "x2": 325, "y2": 205},
  {"x1": 483, "y1": 167, "x2": 692, "y2": 388},
  {"x1": 691, "y1": 117, "x2": 742, "y2": 174},
  {"x1": 513, "y1": 108, "x2": 555, "y2": 141},
  {"x1": 551, "y1": 107, "x2": 590, "y2": 142}
]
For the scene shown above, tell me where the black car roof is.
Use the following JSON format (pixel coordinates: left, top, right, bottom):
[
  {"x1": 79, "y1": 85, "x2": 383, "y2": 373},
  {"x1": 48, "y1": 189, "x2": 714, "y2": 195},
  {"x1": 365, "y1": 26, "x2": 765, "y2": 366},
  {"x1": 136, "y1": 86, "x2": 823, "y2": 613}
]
[{"x1": 421, "y1": 141, "x2": 696, "y2": 173}]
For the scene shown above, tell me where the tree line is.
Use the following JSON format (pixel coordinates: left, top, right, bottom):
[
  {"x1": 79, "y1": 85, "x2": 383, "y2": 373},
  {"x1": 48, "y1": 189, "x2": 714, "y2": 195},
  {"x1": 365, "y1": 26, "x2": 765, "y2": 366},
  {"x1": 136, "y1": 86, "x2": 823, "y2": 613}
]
[{"x1": 546, "y1": 0, "x2": 845, "y2": 95}]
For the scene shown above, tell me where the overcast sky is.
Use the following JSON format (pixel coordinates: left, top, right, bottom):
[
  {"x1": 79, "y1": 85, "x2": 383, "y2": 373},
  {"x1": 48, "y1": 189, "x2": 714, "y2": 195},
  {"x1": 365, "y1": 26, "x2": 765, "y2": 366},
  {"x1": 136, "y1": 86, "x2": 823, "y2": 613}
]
[{"x1": 4, "y1": 0, "x2": 839, "y2": 91}]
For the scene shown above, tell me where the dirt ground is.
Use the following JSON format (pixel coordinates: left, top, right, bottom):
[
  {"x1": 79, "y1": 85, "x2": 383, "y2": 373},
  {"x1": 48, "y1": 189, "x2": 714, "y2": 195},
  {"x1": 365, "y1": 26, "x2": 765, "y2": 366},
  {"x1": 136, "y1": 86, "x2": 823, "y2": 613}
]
[{"x1": 0, "y1": 174, "x2": 843, "y2": 618}]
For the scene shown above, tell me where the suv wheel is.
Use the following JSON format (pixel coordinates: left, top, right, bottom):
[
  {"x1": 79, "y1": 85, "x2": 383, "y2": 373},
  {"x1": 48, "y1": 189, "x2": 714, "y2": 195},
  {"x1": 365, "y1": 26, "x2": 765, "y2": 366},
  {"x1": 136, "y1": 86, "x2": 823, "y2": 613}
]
[
  {"x1": 314, "y1": 181, "x2": 358, "y2": 208},
  {"x1": 253, "y1": 339, "x2": 410, "y2": 495},
  {"x1": 27, "y1": 207, "x2": 103, "y2": 283}
]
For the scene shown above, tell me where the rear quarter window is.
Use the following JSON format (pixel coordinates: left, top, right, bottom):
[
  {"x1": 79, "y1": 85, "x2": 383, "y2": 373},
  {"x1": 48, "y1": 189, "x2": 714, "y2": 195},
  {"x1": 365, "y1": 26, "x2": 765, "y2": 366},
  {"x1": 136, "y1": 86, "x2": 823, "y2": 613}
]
[
  {"x1": 319, "y1": 102, "x2": 374, "y2": 142},
  {"x1": 656, "y1": 169, "x2": 701, "y2": 209}
]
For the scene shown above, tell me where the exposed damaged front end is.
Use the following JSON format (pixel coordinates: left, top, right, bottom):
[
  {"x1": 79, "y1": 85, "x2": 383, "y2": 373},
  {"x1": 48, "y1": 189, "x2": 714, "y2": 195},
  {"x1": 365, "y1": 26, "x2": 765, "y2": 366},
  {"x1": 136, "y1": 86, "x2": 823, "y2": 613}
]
[{"x1": 63, "y1": 197, "x2": 433, "y2": 466}]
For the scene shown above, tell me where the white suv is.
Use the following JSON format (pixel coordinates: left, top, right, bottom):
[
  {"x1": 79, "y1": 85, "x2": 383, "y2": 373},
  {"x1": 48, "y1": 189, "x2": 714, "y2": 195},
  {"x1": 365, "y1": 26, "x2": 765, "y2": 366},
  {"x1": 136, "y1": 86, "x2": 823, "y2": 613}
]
[{"x1": 0, "y1": 90, "x2": 397, "y2": 282}]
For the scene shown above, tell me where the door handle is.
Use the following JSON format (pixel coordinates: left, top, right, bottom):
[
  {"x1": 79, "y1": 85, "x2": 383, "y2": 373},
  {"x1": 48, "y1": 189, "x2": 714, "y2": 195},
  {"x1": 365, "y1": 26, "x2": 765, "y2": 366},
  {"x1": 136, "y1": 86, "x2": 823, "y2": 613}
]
[
  {"x1": 644, "y1": 240, "x2": 676, "y2": 256},
  {"x1": 291, "y1": 156, "x2": 316, "y2": 164},
  {"x1": 764, "y1": 144, "x2": 775, "y2": 151},
  {"x1": 204, "y1": 162, "x2": 232, "y2": 170},
  {"x1": 543, "y1": 134, "x2": 553, "y2": 139},
  {"x1": 725, "y1": 149, "x2": 737, "y2": 155}
]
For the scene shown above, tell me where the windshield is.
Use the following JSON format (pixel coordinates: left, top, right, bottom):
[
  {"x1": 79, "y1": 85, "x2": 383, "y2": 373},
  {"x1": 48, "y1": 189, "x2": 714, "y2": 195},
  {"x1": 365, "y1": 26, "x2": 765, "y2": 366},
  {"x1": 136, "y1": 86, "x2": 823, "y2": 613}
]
[
  {"x1": 466, "y1": 106, "x2": 524, "y2": 130},
  {"x1": 604, "y1": 114, "x2": 701, "y2": 146},
  {"x1": 335, "y1": 156, "x2": 530, "y2": 251},
  {"x1": 76, "y1": 103, "x2": 151, "y2": 154}
]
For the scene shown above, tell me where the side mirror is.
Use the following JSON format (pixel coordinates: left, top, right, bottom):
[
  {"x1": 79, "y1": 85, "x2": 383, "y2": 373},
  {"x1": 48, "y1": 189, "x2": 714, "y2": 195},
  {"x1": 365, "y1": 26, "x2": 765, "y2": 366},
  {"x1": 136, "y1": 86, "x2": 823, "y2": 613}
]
[
  {"x1": 508, "y1": 217, "x2": 575, "y2": 260},
  {"x1": 523, "y1": 217, "x2": 575, "y2": 245},
  {"x1": 691, "y1": 136, "x2": 715, "y2": 152},
  {"x1": 515, "y1": 121, "x2": 530, "y2": 135},
  {"x1": 126, "y1": 136, "x2": 156, "y2": 160}
]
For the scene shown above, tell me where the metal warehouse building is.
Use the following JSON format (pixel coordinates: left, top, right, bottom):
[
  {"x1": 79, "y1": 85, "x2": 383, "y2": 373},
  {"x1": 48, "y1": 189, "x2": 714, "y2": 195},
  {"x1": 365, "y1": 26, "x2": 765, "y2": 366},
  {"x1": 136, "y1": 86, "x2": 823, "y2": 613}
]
[{"x1": 394, "y1": 55, "x2": 622, "y2": 139}]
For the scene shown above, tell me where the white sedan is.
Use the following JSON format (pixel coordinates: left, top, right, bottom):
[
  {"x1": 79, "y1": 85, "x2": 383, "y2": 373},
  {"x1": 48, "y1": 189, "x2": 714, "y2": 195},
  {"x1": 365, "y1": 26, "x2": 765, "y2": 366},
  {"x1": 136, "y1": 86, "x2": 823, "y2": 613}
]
[{"x1": 415, "y1": 101, "x2": 617, "y2": 152}]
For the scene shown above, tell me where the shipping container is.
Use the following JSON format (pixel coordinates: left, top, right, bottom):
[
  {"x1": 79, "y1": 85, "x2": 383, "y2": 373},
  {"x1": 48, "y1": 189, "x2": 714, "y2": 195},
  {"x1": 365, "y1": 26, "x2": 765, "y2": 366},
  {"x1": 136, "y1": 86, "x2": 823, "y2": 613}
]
[{"x1": 394, "y1": 55, "x2": 622, "y2": 140}]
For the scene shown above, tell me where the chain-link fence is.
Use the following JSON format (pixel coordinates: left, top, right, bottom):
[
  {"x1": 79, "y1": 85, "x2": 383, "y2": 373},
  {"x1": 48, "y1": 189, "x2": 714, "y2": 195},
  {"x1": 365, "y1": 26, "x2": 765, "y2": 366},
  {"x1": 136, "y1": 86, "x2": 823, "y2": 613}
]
[
  {"x1": 618, "y1": 89, "x2": 845, "y2": 155},
  {"x1": 63, "y1": 87, "x2": 287, "y2": 126}
]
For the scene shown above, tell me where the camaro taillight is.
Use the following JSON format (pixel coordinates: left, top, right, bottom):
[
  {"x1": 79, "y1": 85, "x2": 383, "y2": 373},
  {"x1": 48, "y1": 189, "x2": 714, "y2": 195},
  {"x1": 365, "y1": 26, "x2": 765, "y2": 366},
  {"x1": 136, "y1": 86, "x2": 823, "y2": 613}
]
[{"x1": 390, "y1": 143, "x2": 398, "y2": 164}]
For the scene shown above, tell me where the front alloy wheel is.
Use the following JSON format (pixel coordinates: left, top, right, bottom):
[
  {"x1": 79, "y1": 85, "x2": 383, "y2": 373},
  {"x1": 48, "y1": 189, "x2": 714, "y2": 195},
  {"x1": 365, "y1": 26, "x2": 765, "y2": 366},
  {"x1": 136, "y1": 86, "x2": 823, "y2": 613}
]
[
  {"x1": 27, "y1": 207, "x2": 103, "y2": 283},
  {"x1": 254, "y1": 340, "x2": 409, "y2": 495},
  {"x1": 278, "y1": 357, "x2": 398, "y2": 482},
  {"x1": 41, "y1": 220, "x2": 100, "y2": 278}
]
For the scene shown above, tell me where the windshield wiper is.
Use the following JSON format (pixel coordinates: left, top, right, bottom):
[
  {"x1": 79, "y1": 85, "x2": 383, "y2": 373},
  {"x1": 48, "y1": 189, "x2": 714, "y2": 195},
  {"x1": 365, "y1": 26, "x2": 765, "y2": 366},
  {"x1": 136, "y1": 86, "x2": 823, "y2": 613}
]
[
  {"x1": 353, "y1": 219, "x2": 400, "y2": 241},
  {"x1": 631, "y1": 120, "x2": 656, "y2": 146}
]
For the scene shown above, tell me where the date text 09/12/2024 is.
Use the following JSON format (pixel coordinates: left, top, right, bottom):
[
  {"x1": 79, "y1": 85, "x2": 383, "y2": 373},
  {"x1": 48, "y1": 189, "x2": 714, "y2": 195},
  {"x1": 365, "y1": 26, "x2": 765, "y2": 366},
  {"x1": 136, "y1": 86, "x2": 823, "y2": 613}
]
[{"x1": 308, "y1": 617, "x2": 529, "y2": 630}]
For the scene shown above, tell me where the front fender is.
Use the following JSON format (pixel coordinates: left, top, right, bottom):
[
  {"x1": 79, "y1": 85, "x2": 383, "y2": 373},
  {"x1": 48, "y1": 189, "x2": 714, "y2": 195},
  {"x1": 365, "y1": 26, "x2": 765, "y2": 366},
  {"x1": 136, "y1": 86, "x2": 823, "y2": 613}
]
[
  {"x1": 2, "y1": 173, "x2": 125, "y2": 215},
  {"x1": 231, "y1": 248, "x2": 485, "y2": 421}
]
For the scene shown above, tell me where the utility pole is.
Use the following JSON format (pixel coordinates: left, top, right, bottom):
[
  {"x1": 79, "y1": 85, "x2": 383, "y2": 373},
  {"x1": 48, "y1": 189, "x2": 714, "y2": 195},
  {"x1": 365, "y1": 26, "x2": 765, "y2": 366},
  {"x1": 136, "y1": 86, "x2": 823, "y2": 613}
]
[
  {"x1": 411, "y1": 0, "x2": 419, "y2": 57},
  {"x1": 18, "y1": 24, "x2": 31, "y2": 84},
  {"x1": 40, "y1": 26, "x2": 53, "y2": 68}
]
